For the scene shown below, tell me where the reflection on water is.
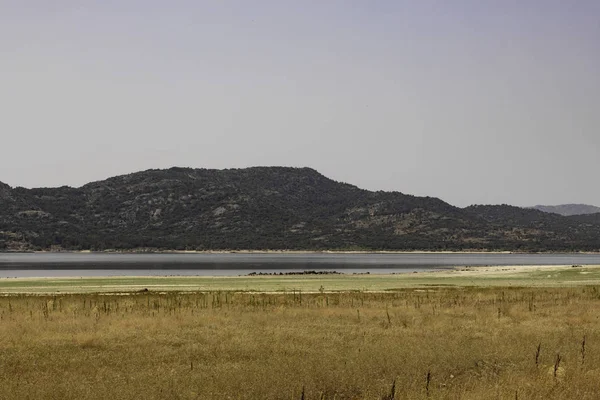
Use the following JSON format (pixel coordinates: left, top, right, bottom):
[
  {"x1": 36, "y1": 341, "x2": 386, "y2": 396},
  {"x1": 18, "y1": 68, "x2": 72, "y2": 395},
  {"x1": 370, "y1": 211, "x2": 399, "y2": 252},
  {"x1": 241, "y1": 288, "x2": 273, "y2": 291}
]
[{"x1": 0, "y1": 252, "x2": 599, "y2": 278}]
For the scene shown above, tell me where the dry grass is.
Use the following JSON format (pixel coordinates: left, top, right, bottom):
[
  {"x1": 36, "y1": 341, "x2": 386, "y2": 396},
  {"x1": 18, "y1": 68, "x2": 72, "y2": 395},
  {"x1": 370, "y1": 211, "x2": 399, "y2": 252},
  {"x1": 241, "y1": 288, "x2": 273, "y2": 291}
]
[{"x1": 2, "y1": 287, "x2": 600, "y2": 399}]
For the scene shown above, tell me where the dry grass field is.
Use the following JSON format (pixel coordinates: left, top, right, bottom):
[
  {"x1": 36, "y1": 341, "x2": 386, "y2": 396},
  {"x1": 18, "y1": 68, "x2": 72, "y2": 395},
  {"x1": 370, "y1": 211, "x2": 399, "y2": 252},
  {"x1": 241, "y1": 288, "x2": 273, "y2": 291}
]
[{"x1": 2, "y1": 286, "x2": 600, "y2": 399}]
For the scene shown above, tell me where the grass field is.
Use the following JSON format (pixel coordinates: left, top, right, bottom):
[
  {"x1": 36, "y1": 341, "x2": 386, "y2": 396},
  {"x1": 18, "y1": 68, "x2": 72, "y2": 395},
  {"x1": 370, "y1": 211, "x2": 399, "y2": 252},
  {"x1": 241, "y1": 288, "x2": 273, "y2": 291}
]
[{"x1": 2, "y1": 266, "x2": 600, "y2": 399}]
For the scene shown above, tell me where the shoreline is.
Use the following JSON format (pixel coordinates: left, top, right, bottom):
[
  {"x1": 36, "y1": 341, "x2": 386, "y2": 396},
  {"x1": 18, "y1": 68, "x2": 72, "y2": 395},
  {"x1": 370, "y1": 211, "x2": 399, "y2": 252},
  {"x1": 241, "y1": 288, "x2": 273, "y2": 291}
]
[
  {"x1": 2, "y1": 263, "x2": 596, "y2": 278},
  {"x1": 4, "y1": 249, "x2": 600, "y2": 255},
  {"x1": 1, "y1": 264, "x2": 600, "y2": 294}
]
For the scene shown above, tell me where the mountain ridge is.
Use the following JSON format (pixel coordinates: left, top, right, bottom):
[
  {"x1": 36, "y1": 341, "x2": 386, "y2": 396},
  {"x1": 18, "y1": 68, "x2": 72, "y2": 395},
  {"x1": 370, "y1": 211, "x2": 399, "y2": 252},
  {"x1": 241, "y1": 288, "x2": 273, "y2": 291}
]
[
  {"x1": 1, "y1": 167, "x2": 599, "y2": 252},
  {"x1": 532, "y1": 204, "x2": 600, "y2": 216}
]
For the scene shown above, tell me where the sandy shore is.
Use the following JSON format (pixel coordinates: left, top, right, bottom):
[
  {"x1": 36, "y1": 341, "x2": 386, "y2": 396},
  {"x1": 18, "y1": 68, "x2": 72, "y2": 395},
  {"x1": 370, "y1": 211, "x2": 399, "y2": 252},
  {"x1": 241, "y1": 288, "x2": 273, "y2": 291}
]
[{"x1": 444, "y1": 263, "x2": 597, "y2": 274}]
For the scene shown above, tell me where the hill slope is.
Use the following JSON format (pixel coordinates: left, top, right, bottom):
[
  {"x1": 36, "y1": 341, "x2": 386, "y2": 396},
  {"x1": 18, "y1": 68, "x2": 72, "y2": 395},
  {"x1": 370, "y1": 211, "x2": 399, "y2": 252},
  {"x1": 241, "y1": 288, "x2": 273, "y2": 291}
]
[
  {"x1": 1, "y1": 168, "x2": 599, "y2": 251},
  {"x1": 532, "y1": 204, "x2": 600, "y2": 216}
]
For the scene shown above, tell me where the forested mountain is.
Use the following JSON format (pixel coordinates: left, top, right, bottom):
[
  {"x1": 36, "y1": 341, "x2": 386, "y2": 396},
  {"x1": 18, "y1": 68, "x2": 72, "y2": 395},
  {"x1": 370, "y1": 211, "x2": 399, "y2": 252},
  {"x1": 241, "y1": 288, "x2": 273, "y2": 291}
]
[
  {"x1": 1, "y1": 167, "x2": 599, "y2": 252},
  {"x1": 532, "y1": 204, "x2": 600, "y2": 216}
]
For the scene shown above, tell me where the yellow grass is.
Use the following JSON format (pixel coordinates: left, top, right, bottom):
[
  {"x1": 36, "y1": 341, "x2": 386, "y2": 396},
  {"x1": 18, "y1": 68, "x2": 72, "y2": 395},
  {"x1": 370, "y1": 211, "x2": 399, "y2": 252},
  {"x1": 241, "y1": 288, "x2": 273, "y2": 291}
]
[{"x1": 2, "y1": 287, "x2": 600, "y2": 399}]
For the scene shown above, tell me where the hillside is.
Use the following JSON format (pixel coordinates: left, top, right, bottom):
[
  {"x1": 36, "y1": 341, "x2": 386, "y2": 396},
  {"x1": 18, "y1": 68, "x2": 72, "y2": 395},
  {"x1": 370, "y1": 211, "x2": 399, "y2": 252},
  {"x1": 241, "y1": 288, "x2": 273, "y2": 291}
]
[
  {"x1": 1, "y1": 167, "x2": 600, "y2": 252},
  {"x1": 532, "y1": 204, "x2": 600, "y2": 216}
]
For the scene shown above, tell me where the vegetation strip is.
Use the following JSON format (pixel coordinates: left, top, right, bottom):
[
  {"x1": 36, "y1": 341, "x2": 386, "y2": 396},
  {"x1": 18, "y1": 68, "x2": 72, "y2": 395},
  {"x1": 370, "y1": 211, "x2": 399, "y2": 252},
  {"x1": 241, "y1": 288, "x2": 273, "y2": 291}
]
[{"x1": 2, "y1": 264, "x2": 600, "y2": 294}]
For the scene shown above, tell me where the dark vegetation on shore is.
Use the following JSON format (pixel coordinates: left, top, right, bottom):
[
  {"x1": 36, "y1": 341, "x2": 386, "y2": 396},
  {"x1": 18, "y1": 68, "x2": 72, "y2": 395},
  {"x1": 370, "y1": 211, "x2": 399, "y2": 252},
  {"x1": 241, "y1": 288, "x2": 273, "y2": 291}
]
[
  {"x1": 2, "y1": 167, "x2": 600, "y2": 252},
  {"x1": 247, "y1": 270, "x2": 341, "y2": 276}
]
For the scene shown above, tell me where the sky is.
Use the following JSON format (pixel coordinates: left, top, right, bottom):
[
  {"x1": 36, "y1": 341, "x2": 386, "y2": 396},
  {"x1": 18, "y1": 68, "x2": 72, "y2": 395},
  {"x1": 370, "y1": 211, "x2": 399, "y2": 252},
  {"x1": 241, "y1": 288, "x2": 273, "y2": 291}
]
[{"x1": 1, "y1": 1, "x2": 599, "y2": 207}]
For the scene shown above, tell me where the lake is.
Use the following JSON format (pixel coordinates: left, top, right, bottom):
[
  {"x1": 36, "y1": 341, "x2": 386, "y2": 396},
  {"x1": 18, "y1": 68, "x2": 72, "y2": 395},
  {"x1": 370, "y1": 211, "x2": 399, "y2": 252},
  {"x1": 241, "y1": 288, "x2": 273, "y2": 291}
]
[{"x1": 1, "y1": 252, "x2": 600, "y2": 278}]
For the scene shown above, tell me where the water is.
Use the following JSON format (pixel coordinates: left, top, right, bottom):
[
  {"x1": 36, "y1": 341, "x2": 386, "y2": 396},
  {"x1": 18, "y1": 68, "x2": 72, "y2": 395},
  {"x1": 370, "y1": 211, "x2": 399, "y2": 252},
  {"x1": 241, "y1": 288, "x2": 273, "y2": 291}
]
[{"x1": 1, "y1": 252, "x2": 600, "y2": 278}]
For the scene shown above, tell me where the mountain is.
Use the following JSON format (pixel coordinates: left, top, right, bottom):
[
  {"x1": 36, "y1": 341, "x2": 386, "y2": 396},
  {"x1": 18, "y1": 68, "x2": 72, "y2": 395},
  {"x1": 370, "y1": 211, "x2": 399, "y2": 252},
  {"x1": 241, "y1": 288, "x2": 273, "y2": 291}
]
[
  {"x1": 0, "y1": 181, "x2": 12, "y2": 199},
  {"x1": 566, "y1": 213, "x2": 600, "y2": 225},
  {"x1": 464, "y1": 204, "x2": 600, "y2": 250},
  {"x1": 1, "y1": 167, "x2": 600, "y2": 252},
  {"x1": 532, "y1": 204, "x2": 600, "y2": 216}
]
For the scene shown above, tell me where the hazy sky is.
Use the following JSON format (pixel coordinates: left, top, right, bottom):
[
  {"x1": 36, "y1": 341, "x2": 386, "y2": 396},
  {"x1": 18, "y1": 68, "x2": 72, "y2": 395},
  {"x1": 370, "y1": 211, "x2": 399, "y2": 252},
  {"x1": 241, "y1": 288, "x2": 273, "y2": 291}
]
[{"x1": 1, "y1": 1, "x2": 599, "y2": 207}]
